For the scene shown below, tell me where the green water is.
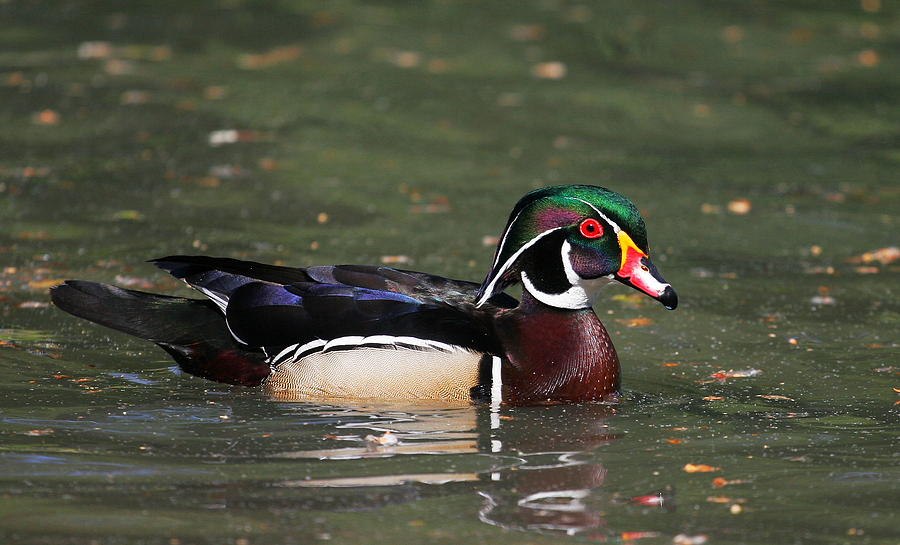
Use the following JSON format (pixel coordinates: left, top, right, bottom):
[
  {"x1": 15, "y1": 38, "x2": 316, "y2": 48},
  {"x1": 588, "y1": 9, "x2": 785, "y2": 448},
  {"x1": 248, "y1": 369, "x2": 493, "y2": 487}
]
[{"x1": 1, "y1": 1, "x2": 898, "y2": 544}]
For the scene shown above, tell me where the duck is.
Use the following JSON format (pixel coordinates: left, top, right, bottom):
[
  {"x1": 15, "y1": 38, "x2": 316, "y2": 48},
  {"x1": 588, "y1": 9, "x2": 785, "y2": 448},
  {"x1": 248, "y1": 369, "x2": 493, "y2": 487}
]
[{"x1": 50, "y1": 185, "x2": 677, "y2": 405}]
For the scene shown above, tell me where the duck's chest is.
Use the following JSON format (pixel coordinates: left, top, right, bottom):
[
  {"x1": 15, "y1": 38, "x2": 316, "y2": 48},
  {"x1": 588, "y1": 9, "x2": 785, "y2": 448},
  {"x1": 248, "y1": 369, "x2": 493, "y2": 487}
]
[{"x1": 495, "y1": 307, "x2": 620, "y2": 403}]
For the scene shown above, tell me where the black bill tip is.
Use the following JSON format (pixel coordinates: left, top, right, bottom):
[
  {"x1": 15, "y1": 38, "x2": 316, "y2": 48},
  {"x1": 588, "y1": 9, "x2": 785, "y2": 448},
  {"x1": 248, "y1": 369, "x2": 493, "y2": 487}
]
[{"x1": 659, "y1": 285, "x2": 678, "y2": 310}]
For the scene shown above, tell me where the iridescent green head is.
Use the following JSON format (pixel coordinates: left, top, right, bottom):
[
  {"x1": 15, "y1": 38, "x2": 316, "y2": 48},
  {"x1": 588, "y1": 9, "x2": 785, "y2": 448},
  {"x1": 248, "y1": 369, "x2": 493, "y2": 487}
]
[{"x1": 476, "y1": 185, "x2": 677, "y2": 310}]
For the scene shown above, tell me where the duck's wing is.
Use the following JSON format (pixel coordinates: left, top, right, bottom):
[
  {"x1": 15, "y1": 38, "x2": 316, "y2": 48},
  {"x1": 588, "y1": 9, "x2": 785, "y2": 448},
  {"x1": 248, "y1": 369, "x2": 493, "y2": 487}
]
[
  {"x1": 154, "y1": 255, "x2": 517, "y2": 311},
  {"x1": 152, "y1": 255, "x2": 505, "y2": 356}
]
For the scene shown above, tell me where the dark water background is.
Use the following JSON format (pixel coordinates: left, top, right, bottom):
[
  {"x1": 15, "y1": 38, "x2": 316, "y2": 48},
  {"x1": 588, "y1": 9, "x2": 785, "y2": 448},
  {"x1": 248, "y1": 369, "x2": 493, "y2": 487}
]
[{"x1": 1, "y1": 1, "x2": 898, "y2": 544}]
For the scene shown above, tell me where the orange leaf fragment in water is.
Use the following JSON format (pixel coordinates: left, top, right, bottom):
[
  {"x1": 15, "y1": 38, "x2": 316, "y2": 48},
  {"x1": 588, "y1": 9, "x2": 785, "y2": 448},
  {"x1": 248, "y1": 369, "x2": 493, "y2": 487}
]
[
  {"x1": 620, "y1": 532, "x2": 661, "y2": 540},
  {"x1": 237, "y1": 45, "x2": 303, "y2": 69},
  {"x1": 727, "y1": 198, "x2": 752, "y2": 214},
  {"x1": 683, "y1": 463, "x2": 720, "y2": 473},
  {"x1": 714, "y1": 477, "x2": 750, "y2": 487},
  {"x1": 847, "y1": 246, "x2": 899, "y2": 265},
  {"x1": 616, "y1": 317, "x2": 654, "y2": 327},
  {"x1": 34, "y1": 109, "x2": 60, "y2": 125},
  {"x1": 380, "y1": 255, "x2": 411, "y2": 265}
]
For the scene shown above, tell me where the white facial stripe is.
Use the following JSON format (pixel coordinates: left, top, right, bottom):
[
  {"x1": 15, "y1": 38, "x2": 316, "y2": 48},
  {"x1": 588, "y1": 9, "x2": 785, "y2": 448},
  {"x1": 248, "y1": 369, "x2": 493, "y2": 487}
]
[
  {"x1": 567, "y1": 197, "x2": 622, "y2": 233},
  {"x1": 521, "y1": 270, "x2": 588, "y2": 309},
  {"x1": 488, "y1": 207, "x2": 526, "y2": 272},
  {"x1": 520, "y1": 241, "x2": 614, "y2": 310},
  {"x1": 560, "y1": 240, "x2": 581, "y2": 286},
  {"x1": 475, "y1": 226, "x2": 566, "y2": 307}
]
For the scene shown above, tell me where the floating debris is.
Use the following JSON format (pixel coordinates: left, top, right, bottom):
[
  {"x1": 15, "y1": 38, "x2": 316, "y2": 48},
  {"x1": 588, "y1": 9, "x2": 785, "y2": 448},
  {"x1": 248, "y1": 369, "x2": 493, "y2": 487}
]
[
  {"x1": 616, "y1": 317, "x2": 654, "y2": 327},
  {"x1": 847, "y1": 246, "x2": 898, "y2": 265},
  {"x1": 673, "y1": 533, "x2": 708, "y2": 545},
  {"x1": 710, "y1": 368, "x2": 763, "y2": 379},
  {"x1": 237, "y1": 45, "x2": 303, "y2": 69},
  {"x1": 388, "y1": 51, "x2": 422, "y2": 68},
  {"x1": 364, "y1": 431, "x2": 398, "y2": 447},
  {"x1": 757, "y1": 394, "x2": 794, "y2": 401},
  {"x1": 380, "y1": 255, "x2": 411, "y2": 265},
  {"x1": 77, "y1": 41, "x2": 114, "y2": 59},
  {"x1": 531, "y1": 61, "x2": 567, "y2": 80},
  {"x1": 33, "y1": 109, "x2": 60, "y2": 125},
  {"x1": 683, "y1": 463, "x2": 720, "y2": 473},
  {"x1": 509, "y1": 24, "x2": 545, "y2": 41},
  {"x1": 712, "y1": 477, "x2": 751, "y2": 487},
  {"x1": 727, "y1": 198, "x2": 752, "y2": 214},
  {"x1": 619, "y1": 532, "x2": 661, "y2": 540},
  {"x1": 18, "y1": 301, "x2": 50, "y2": 309},
  {"x1": 208, "y1": 129, "x2": 273, "y2": 146}
]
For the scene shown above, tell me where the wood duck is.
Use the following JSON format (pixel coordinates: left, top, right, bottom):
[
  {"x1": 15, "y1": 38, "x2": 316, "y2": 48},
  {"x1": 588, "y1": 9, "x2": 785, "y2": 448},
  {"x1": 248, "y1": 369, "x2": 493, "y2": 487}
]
[{"x1": 51, "y1": 185, "x2": 677, "y2": 405}]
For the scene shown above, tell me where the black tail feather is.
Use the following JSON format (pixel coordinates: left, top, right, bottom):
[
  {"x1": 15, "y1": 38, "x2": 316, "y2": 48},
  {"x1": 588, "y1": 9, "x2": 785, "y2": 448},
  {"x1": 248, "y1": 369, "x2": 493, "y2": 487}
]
[{"x1": 50, "y1": 281, "x2": 269, "y2": 386}]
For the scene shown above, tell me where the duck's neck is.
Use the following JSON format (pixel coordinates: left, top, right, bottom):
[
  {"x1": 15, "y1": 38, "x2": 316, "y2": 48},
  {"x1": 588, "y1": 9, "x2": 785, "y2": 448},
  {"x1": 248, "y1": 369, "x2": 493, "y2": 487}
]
[{"x1": 495, "y1": 290, "x2": 619, "y2": 404}]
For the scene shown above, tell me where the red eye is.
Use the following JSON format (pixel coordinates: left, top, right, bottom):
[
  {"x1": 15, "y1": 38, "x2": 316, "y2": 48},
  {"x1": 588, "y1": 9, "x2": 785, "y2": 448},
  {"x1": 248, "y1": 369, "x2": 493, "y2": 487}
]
[{"x1": 579, "y1": 218, "x2": 604, "y2": 239}]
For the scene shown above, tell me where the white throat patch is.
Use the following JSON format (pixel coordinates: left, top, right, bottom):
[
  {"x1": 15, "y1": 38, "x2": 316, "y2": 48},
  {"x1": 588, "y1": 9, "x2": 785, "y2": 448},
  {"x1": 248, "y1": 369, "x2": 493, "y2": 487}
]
[{"x1": 521, "y1": 240, "x2": 613, "y2": 310}]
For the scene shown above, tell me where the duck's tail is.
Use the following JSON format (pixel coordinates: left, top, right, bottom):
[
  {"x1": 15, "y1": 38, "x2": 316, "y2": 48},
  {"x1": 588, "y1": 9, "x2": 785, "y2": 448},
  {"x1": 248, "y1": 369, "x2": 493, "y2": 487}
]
[{"x1": 50, "y1": 281, "x2": 270, "y2": 386}]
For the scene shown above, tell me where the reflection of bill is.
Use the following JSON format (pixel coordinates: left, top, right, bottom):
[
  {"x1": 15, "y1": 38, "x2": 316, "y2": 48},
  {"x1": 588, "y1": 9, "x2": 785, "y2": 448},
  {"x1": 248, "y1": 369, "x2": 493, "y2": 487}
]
[{"x1": 273, "y1": 402, "x2": 670, "y2": 539}]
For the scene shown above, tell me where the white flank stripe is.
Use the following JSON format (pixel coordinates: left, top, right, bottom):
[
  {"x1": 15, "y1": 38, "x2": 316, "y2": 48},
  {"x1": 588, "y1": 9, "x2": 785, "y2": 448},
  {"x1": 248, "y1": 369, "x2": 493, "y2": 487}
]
[
  {"x1": 490, "y1": 355, "x2": 502, "y2": 408},
  {"x1": 272, "y1": 343, "x2": 300, "y2": 363},
  {"x1": 322, "y1": 336, "x2": 365, "y2": 351},
  {"x1": 294, "y1": 339, "x2": 327, "y2": 359},
  {"x1": 270, "y1": 335, "x2": 474, "y2": 367}
]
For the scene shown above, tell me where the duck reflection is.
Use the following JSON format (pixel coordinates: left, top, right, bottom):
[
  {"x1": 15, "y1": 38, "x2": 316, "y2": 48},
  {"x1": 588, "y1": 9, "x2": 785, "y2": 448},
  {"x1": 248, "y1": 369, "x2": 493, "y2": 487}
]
[{"x1": 272, "y1": 400, "x2": 654, "y2": 539}]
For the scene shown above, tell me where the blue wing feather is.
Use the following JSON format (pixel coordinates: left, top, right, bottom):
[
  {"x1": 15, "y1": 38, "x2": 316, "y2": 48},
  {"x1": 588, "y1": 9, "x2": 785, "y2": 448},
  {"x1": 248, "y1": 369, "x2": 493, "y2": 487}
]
[{"x1": 153, "y1": 256, "x2": 504, "y2": 355}]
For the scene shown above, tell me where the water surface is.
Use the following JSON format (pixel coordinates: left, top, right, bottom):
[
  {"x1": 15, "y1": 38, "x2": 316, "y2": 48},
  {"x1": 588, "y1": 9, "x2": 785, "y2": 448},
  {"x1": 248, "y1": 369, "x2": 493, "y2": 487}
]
[{"x1": 1, "y1": 1, "x2": 897, "y2": 544}]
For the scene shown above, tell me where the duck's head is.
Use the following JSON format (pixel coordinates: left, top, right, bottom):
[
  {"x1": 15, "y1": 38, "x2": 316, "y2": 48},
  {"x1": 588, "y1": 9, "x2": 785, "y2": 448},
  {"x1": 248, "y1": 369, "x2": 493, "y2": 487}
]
[{"x1": 476, "y1": 185, "x2": 677, "y2": 311}]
